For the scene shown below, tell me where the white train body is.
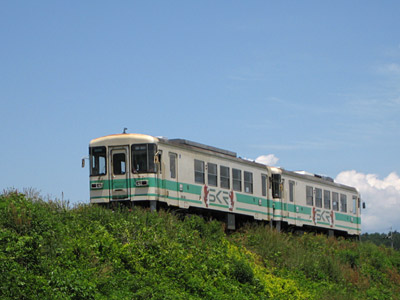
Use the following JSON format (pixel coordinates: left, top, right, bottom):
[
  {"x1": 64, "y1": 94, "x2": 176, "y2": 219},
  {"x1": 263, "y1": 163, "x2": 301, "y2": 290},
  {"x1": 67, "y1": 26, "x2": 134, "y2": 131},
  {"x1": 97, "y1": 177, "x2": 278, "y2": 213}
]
[{"x1": 88, "y1": 133, "x2": 361, "y2": 236}]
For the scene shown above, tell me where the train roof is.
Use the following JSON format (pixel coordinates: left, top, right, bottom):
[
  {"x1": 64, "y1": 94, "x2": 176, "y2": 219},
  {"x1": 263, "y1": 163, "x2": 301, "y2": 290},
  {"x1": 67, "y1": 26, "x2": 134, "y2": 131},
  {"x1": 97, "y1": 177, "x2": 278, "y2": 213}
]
[
  {"x1": 90, "y1": 133, "x2": 159, "y2": 147},
  {"x1": 167, "y1": 138, "x2": 237, "y2": 157},
  {"x1": 280, "y1": 168, "x2": 358, "y2": 193},
  {"x1": 89, "y1": 133, "x2": 358, "y2": 193}
]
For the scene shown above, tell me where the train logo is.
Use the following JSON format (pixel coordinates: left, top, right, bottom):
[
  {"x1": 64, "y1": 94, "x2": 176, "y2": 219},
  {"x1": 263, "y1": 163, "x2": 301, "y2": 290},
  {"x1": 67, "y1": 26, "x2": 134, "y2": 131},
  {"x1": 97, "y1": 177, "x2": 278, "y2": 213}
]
[
  {"x1": 203, "y1": 186, "x2": 235, "y2": 211},
  {"x1": 313, "y1": 208, "x2": 335, "y2": 226}
]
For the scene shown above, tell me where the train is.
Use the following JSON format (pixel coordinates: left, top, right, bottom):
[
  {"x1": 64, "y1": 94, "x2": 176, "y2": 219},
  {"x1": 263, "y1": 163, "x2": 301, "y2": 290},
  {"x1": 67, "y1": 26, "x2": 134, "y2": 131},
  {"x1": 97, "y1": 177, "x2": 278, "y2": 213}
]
[{"x1": 85, "y1": 132, "x2": 361, "y2": 237}]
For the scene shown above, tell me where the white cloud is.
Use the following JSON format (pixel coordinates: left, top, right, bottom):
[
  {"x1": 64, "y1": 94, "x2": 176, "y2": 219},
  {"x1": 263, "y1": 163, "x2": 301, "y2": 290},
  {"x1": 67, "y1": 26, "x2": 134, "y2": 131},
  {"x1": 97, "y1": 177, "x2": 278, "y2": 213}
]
[
  {"x1": 379, "y1": 63, "x2": 400, "y2": 74},
  {"x1": 335, "y1": 170, "x2": 400, "y2": 233},
  {"x1": 255, "y1": 154, "x2": 279, "y2": 166}
]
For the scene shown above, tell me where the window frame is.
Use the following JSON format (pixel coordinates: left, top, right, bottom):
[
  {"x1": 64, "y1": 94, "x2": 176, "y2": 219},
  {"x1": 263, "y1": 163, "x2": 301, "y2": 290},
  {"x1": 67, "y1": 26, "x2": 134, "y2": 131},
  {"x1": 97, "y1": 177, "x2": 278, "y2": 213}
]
[
  {"x1": 244, "y1": 171, "x2": 253, "y2": 194},
  {"x1": 232, "y1": 168, "x2": 242, "y2": 191},
  {"x1": 112, "y1": 152, "x2": 126, "y2": 175},
  {"x1": 169, "y1": 153, "x2": 176, "y2": 179},
  {"x1": 208, "y1": 163, "x2": 218, "y2": 187},
  {"x1": 220, "y1": 166, "x2": 230, "y2": 189},
  {"x1": 89, "y1": 146, "x2": 107, "y2": 176},
  {"x1": 306, "y1": 186, "x2": 313, "y2": 206},
  {"x1": 289, "y1": 180, "x2": 295, "y2": 202},
  {"x1": 194, "y1": 159, "x2": 205, "y2": 184},
  {"x1": 332, "y1": 192, "x2": 339, "y2": 211},
  {"x1": 340, "y1": 194, "x2": 347, "y2": 212},
  {"x1": 323, "y1": 190, "x2": 331, "y2": 209},
  {"x1": 261, "y1": 174, "x2": 268, "y2": 197},
  {"x1": 315, "y1": 188, "x2": 322, "y2": 208},
  {"x1": 132, "y1": 143, "x2": 156, "y2": 174},
  {"x1": 352, "y1": 195, "x2": 357, "y2": 214}
]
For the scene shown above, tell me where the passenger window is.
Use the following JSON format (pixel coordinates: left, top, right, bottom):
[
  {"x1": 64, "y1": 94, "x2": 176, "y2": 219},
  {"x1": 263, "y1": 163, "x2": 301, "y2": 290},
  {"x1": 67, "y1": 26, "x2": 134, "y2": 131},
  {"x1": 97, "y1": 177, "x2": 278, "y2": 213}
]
[
  {"x1": 332, "y1": 192, "x2": 339, "y2": 211},
  {"x1": 232, "y1": 169, "x2": 242, "y2": 191},
  {"x1": 340, "y1": 194, "x2": 347, "y2": 212},
  {"x1": 132, "y1": 143, "x2": 156, "y2": 173},
  {"x1": 315, "y1": 188, "x2": 322, "y2": 208},
  {"x1": 352, "y1": 195, "x2": 357, "y2": 214},
  {"x1": 306, "y1": 186, "x2": 313, "y2": 206},
  {"x1": 113, "y1": 153, "x2": 126, "y2": 175},
  {"x1": 169, "y1": 153, "x2": 176, "y2": 179},
  {"x1": 261, "y1": 174, "x2": 267, "y2": 197},
  {"x1": 208, "y1": 163, "x2": 218, "y2": 187},
  {"x1": 324, "y1": 190, "x2": 331, "y2": 209},
  {"x1": 244, "y1": 171, "x2": 253, "y2": 194},
  {"x1": 289, "y1": 180, "x2": 295, "y2": 202},
  {"x1": 194, "y1": 160, "x2": 205, "y2": 184},
  {"x1": 220, "y1": 166, "x2": 230, "y2": 189}
]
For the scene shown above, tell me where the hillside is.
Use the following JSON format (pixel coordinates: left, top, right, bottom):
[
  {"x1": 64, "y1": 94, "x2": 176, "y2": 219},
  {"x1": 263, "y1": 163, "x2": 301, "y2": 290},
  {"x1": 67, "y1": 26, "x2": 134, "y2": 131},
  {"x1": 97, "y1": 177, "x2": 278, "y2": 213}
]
[{"x1": 1, "y1": 191, "x2": 399, "y2": 299}]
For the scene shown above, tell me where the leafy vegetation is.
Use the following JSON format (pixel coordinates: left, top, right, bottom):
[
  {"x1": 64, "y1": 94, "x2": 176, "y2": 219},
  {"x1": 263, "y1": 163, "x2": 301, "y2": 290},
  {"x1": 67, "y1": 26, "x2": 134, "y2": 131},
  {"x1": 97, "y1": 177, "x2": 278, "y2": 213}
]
[
  {"x1": 231, "y1": 225, "x2": 400, "y2": 299},
  {"x1": 1, "y1": 191, "x2": 399, "y2": 299},
  {"x1": 361, "y1": 231, "x2": 400, "y2": 250}
]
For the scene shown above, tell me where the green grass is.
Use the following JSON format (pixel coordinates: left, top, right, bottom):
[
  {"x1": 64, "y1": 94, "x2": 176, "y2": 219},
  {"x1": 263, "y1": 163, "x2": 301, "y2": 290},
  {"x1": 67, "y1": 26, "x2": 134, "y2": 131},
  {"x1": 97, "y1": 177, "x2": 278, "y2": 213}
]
[{"x1": 1, "y1": 191, "x2": 399, "y2": 299}]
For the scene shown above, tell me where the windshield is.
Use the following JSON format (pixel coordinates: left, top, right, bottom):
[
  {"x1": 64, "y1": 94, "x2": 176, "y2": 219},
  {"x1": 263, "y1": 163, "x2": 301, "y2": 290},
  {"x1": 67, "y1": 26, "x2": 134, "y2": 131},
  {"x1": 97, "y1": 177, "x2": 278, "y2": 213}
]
[{"x1": 90, "y1": 146, "x2": 107, "y2": 176}]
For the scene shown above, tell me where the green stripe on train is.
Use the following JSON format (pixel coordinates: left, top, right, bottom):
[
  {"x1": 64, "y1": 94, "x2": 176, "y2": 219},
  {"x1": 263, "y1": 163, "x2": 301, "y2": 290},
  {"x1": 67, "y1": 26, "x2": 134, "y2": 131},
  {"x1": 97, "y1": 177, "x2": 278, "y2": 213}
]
[{"x1": 90, "y1": 178, "x2": 361, "y2": 227}]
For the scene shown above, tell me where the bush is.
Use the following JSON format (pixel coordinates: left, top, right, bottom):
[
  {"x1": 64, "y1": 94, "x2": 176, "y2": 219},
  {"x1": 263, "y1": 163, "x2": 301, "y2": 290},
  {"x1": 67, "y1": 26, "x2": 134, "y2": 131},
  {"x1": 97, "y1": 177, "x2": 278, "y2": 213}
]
[{"x1": 1, "y1": 191, "x2": 399, "y2": 299}]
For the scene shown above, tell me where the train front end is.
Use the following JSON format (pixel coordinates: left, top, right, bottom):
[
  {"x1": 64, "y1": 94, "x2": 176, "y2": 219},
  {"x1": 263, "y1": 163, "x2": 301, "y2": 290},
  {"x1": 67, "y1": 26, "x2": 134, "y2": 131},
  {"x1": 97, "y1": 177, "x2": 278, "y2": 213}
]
[{"x1": 88, "y1": 133, "x2": 160, "y2": 205}]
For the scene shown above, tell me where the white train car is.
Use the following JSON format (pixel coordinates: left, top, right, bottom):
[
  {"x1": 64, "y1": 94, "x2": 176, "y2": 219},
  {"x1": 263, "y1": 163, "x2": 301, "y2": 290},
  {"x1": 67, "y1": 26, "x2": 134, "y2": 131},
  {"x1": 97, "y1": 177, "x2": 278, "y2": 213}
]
[
  {"x1": 274, "y1": 169, "x2": 361, "y2": 236},
  {"x1": 87, "y1": 133, "x2": 361, "y2": 236}
]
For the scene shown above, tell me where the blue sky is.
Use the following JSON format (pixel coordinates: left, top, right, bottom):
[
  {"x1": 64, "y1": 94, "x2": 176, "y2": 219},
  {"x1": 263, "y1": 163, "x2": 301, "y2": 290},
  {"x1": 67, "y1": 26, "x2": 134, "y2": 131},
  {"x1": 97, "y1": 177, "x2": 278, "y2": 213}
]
[{"x1": 1, "y1": 1, "x2": 400, "y2": 233}]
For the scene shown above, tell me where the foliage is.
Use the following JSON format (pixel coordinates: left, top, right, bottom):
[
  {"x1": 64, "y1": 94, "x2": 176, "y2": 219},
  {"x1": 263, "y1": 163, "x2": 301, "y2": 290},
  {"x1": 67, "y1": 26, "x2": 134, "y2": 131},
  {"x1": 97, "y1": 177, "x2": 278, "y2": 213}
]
[
  {"x1": 1, "y1": 191, "x2": 399, "y2": 299},
  {"x1": 229, "y1": 224, "x2": 400, "y2": 299},
  {"x1": 361, "y1": 231, "x2": 400, "y2": 250},
  {"x1": 0, "y1": 192, "x2": 305, "y2": 299}
]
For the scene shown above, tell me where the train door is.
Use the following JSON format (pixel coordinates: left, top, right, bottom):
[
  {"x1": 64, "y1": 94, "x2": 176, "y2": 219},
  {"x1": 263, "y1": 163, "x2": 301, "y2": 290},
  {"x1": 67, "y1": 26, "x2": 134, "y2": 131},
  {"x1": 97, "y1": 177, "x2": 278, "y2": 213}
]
[
  {"x1": 109, "y1": 146, "x2": 130, "y2": 200},
  {"x1": 261, "y1": 174, "x2": 271, "y2": 221},
  {"x1": 168, "y1": 153, "x2": 181, "y2": 206},
  {"x1": 281, "y1": 179, "x2": 289, "y2": 217}
]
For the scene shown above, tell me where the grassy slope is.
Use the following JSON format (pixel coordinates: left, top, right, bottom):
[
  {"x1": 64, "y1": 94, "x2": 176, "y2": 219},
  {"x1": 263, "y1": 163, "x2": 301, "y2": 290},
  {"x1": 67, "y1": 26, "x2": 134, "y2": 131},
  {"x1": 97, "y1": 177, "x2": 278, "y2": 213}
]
[{"x1": 1, "y1": 192, "x2": 399, "y2": 299}]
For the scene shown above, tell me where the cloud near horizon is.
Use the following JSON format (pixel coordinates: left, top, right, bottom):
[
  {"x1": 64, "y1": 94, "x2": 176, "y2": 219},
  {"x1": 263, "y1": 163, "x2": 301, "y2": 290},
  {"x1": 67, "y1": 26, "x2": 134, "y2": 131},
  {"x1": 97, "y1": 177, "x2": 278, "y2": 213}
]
[
  {"x1": 335, "y1": 170, "x2": 400, "y2": 233},
  {"x1": 252, "y1": 154, "x2": 398, "y2": 233},
  {"x1": 255, "y1": 154, "x2": 279, "y2": 166}
]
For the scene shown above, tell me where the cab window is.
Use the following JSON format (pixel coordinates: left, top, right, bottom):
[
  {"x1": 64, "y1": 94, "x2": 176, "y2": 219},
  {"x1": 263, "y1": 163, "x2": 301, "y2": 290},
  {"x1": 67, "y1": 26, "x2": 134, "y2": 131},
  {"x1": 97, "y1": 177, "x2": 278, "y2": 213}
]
[{"x1": 90, "y1": 146, "x2": 107, "y2": 176}]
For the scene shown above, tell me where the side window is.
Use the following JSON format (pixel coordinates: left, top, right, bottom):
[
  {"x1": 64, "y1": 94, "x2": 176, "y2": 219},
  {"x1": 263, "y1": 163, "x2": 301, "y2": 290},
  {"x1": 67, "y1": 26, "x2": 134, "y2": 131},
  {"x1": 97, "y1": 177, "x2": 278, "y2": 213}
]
[
  {"x1": 208, "y1": 163, "x2": 218, "y2": 187},
  {"x1": 306, "y1": 186, "x2": 313, "y2": 206},
  {"x1": 169, "y1": 153, "x2": 176, "y2": 179},
  {"x1": 194, "y1": 160, "x2": 205, "y2": 184},
  {"x1": 232, "y1": 168, "x2": 242, "y2": 191},
  {"x1": 244, "y1": 171, "x2": 253, "y2": 194},
  {"x1": 220, "y1": 166, "x2": 230, "y2": 189},
  {"x1": 340, "y1": 194, "x2": 347, "y2": 212},
  {"x1": 332, "y1": 192, "x2": 339, "y2": 211},
  {"x1": 261, "y1": 174, "x2": 267, "y2": 197},
  {"x1": 132, "y1": 143, "x2": 156, "y2": 173},
  {"x1": 315, "y1": 188, "x2": 322, "y2": 208},
  {"x1": 324, "y1": 190, "x2": 331, "y2": 209},
  {"x1": 113, "y1": 153, "x2": 126, "y2": 175},
  {"x1": 352, "y1": 195, "x2": 357, "y2": 214},
  {"x1": 289, "y1": 180, "x2": 295, "y2": 202}
]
